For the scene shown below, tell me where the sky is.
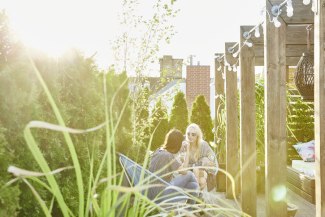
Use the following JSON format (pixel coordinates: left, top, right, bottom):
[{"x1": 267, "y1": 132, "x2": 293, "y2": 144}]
[{"x1": 2, "y1": 0, "x2": 264, "y2": 77}]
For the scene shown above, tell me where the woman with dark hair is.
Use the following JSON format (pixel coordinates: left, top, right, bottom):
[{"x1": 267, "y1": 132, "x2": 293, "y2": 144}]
[{"x1": 149, "y1": 129, "x2": 199, "y2": 203}]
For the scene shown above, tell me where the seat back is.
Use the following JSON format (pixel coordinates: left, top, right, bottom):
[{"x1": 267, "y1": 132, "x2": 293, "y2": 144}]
[
  {"x1": 118, "y1": 153, "x2": 189, "y2": 203},
  {"x1": 119, "y1": 153, "x2": 170, "y2": 186},
  {"x1": 119, "y1": 153, "x2": 171, "y2": 198}
]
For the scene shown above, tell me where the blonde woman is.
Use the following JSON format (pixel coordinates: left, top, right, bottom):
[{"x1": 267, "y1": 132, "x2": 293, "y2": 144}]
[{"x1": 181, "y1": 123, "x2": 219, "y2": 191}]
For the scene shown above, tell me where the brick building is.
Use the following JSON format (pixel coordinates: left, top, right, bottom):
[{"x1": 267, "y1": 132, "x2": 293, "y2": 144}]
[
  {"x1": 159, "y1": 55, "x2": 183, "y2": 79},
  {"x1": 186, "y1": 64, "x2": 210, "y2": 108}
]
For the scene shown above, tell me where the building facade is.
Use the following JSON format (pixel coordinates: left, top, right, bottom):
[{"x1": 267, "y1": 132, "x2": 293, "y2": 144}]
[
  {"x1": 159, "y1": 55, "x2": 183, "y2": 79},
  {"x1": 186, "y1": 64, "x2": 210, "y2": 109}
]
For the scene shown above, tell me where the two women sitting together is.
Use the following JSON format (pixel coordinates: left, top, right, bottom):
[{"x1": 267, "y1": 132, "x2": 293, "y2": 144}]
[{"x1": 148, "y1": 123, "x2": 219, "y2": 203}]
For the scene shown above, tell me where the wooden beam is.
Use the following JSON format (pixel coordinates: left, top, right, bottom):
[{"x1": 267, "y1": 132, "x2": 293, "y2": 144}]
[
  {"x1": 314, "y1": 2, "x2": 325, "y2": 216},
  {"x1": 253, "y1": 44, "x2": 314, "y2": 57},
  {"x1": 255, "y1": 57, "x2": 301, "y2": 66},
  {"x1": 242, "y1": 25, "x2": 314, "y2": 45},
  {"x1": 269, "y1": 0, "x2": 314, "y2": 24},
  {"x1": 264, "y1": 1, "x2": 287, "y2": 216},
  {"x1": 286, "y1": 25, "x2": 314, "y2": 45},
  {"x1": 224, "y1": 43, "x2": 239, "y2": 199},
  {"x1": 239, "y1": 26, "x2": 257, "y2": 217}
]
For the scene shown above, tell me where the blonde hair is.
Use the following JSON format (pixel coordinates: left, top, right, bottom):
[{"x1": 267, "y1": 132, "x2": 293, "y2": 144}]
[{"x1": 186, "y1": 123, "x2": 203, "y2": 161}]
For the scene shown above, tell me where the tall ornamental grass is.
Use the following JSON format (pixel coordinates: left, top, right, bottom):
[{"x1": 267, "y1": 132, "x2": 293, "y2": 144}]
[{"x1": 3, "y1": 58, "x2": 249, "y2": 217}]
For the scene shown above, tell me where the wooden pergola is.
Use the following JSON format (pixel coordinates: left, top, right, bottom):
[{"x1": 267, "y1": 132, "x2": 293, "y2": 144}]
[{"x1": 214, "y1": 0, "x2": 324, "y2": 216}]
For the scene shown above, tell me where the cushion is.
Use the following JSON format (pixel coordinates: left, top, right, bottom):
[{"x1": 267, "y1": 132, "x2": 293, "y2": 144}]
[{"x1": 293, "y1": 140, "x2": 315, "y2": 162}]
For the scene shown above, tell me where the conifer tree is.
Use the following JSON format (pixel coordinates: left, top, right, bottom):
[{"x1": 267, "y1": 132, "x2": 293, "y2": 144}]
[
  {"x1": 190, "y1": 95, "x2": 214, "y2": 142},
  {"x1": 169, "y1": 91, "x2": 188, "y2": 133},
  {"x1": 150, "y1": 98, "x2": 169, "y2": 151}
]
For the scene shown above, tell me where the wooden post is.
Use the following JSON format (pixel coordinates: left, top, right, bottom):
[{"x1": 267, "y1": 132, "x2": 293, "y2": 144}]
[
  {"x1": 286, "y1": 66, "x2": 290, "y2": 83},
  {"x1": 224, "y1": 42, "x2": 239, "y2": 199},
  {"x1": 264, "y1": 1, "x2": 287, "y2": 216},
  {"x1": 239, "y1": 26, "x2": 256, "y2": 217},
  {"x1": 314, "y1": 2, "x2": 325, "y2": 216}
]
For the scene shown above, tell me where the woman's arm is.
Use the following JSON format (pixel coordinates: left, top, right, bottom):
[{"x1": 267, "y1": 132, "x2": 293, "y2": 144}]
[{"x1": 200, "y1": 141, "x2": 219, "y2": 174}]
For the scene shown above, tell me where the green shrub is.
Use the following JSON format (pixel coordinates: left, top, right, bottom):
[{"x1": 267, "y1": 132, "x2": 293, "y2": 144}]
[{"x1": 0, "y1": 127, "x2": 21, "y2": 217}]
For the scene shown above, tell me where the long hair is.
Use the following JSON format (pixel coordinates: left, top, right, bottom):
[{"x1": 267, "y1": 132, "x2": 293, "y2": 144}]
[
  {"x1": 161, "y1": 129, "x2": 184, "y2": 154},
  {"x1": 186, "y1": 123, "x2": 203, "y2": 161}
]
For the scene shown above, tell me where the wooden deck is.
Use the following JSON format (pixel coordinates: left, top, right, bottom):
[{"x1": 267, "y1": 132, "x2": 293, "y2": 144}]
[{"x1": 201, "y1": 189, "x2": 315, "y2": 217}]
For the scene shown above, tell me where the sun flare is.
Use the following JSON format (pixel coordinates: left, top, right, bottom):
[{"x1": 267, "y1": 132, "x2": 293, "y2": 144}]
[{"x1": 3, "y1": 0, "x2": 120, "y2": 60}]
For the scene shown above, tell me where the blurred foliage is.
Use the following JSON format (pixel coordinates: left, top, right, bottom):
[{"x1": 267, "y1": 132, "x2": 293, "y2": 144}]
[
  {"x1": 0, "y1": 0, "x2": 181, "y2": 215},
  {"x1": 286, "y1": 85, "x2": 314, "y2": 164},
  {"x1": 215, "y1": 95, "x2": 226, "y2": 163},
  {"x1": 215, "y1": 78, "x2": 314, "y2": 166},
  {"x1": 0, "y1": 46, "x2": 133, "y2": 216},
  {"x1": 254, "y1": 79, "x2": 314, "y2": 165},
  {"x1": 0, "y1": 126, "x2": 21, "y2": 217}
]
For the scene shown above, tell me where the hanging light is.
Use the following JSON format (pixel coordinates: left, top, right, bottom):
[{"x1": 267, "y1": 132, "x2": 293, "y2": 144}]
[
  {"x1": 273, "y1": 16, "x2": 282, "y2": 27},
  {"x1": 294, "y1": 25, "x2": 314, "y2": 101},
  {"x1": 303, "y1": 0, "x2": 311, "y2": 5},
  {"x1": 254, "y1": 26, "x2": 261, "y2": 38},
  {"x1": 311, "y1": 0, "x2": 316, "y2": 12},
  {"x1": 222, "y1": 72, "x2": 226, "y2": 80},
  {"x1": 227, "y1": 64, "x2": 232, "y2": 72},
  {"x1": 243, "y1": 31, "x2": 251, "y2": 40},
  {"x1": 271, "y1": 5, "x2": 282, "y2": 28},
  {"x1": 244, "y1": 41, "x2": 253, "y2": 47},
  {"x1": 286, "y1": 0, "x2": 293, "y2": 17},
  {"x1": 228, "y1": 47, "x2": 234, "y2": 54},
  {"x1": 232, "y1": 65, "x2": 237, "y2": 72},
  {"x1": 233, "y1": 49, "x2": 240, "y2": 58}
]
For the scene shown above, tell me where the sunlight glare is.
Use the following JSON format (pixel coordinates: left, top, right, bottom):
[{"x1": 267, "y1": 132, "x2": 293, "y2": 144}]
[
  {"x1": 3, "y1": 0, "x2": 120, "y2": 60},
  {"x1": 271, "y1": 185, "x2": 287, "y2": 202}
]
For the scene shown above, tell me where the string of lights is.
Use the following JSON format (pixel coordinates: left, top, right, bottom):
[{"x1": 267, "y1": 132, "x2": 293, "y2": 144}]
[{"x1": 216, "y1": 0, "x2": 316, "y2": 73}]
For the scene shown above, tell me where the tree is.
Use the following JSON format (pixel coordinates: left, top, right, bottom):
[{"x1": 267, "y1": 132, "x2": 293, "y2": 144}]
[
  {"x1": 131, "y1": 86, "x2": 151, "y2": 161},
  {"x1": 0, "y1": 10, "x2": 19, "y2": 68},
  {"x1": 112, "y1": 0, "x2": 179, "y2": 162},
  {"x1": 113, "y1": 0, "x2": 179, "y2": 76},
  {"x1": 169, "y1": 91, "x2": 188, "y2": 133},
  {"x1": 190, "y1": 95, "x2": 214, "y2": 142},
  {"x1": 0, "y1": 126, "x2": 21, "y2": 217},
  {"x1": 105, "y1": 69, "x2": 132, "y2": 155},
  {"x1": 150, "y1": 98, "x2": 169, "y2": 151}
]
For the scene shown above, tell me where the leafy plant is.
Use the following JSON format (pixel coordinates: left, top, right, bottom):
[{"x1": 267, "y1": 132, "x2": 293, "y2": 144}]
[
  {"x1": 286, "y1": 84, "x2": 314, "y2": 163},
  {"x1": 0, "y1": 126, "x2": 21, "y2": 216},
  {"x1": 215, "y1": 95, "x2": 226, "y2": 163},
  {"x1": 255, "y1": 80, "x2": 265, "y2": 166}
]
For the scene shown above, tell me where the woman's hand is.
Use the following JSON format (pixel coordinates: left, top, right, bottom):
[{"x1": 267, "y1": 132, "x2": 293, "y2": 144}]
[
  {"x1": 182, "y1": 140, "x2": 190, "y2": 150},
  {"x1": 181, "y1": 141, "x2": 190, "y2": 168}
]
